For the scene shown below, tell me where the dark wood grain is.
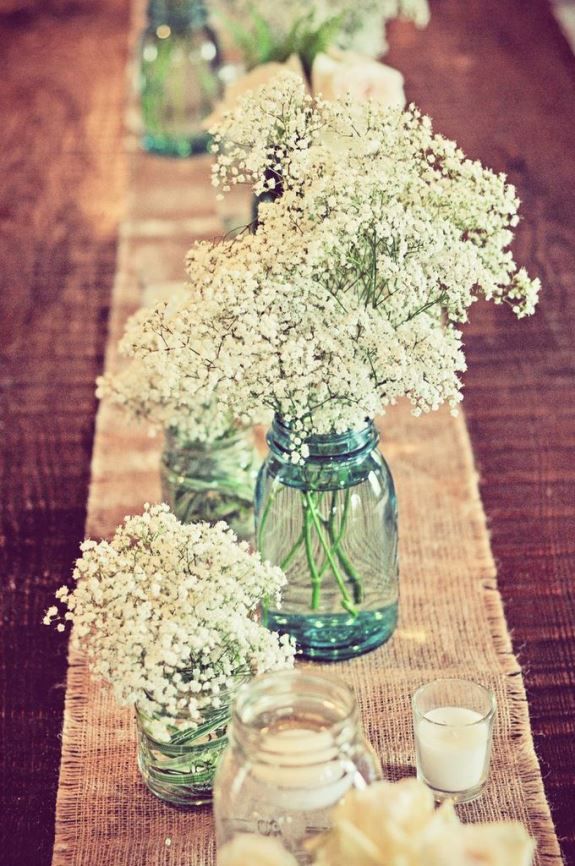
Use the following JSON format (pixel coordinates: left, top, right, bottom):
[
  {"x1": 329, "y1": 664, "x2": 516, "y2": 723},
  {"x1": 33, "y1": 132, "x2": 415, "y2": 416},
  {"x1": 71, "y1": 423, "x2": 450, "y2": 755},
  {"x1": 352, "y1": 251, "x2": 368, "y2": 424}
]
[
  {"x1": 0, "y1": 2, "x2": 129, "y2": 864},
  {"x1": 1, "y1": 1, "x2": 574, "y2": 865},
  {"x1": 387, "y1": 2, "x2": 575, "y2": 862}
]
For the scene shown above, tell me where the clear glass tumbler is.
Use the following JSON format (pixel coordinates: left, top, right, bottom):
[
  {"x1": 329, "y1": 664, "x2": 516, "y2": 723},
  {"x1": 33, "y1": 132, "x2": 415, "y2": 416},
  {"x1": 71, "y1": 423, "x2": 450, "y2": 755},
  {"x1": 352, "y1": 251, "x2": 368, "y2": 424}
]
[
  {"x1": 412, "y1": 678, "x2": 496, "y2": 804},
  {"x1": 136, "y1": 698, "x2": 231, "y2": 806}
]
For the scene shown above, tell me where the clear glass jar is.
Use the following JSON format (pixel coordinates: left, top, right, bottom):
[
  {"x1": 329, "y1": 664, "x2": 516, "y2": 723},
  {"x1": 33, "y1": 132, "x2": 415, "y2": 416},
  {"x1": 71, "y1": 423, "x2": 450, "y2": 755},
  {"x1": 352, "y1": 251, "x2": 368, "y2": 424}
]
[
  {"x1": 161, "y1": 426, "x2": 259, "y2": 541},
  {"x1": 138, "y1": 0, "x2": 223, "y2": 156},
  {"x1": 214, "y1": 670, "x2": 381, "y2": 863},
  {"x1": 136, "y1": 698, "x2": 231, "y2": 806},
  {"x1": 255, "y1": 416, "x2": 399, "y2": 660}
]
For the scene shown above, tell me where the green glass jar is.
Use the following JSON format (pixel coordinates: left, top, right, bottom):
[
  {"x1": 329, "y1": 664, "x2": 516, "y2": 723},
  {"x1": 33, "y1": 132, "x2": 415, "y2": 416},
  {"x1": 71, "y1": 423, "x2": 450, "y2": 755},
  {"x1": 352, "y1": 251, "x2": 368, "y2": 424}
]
[
  {"x1": 161, "y1": 426, "x2": 259, "y2": 541},
  {"x1": 139, "y1": 0, "x2": 222, "y2": 156},
  {"x1": 136, "y1": 697, "x2": 231, "y2": 806}
]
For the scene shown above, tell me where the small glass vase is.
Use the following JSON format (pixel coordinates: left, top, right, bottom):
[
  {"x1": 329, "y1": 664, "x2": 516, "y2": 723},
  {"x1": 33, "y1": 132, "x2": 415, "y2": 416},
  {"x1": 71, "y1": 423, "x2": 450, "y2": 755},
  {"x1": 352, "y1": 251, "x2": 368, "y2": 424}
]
[
  {"x1": 214, "y1": 670, "x2": 381, "y2": 862},
  {"x1": 136, "y1": 699, "x2": 231, "y2": 806},
  {"x1": 255, "y1": 416, "x2": 399, "y2": 660},
  {"x1": 161, "y1": 426, "x2": 259, "y2": 540},
  {"x1": 138, "y1": 0, "x2": 223, "y2": 157}
]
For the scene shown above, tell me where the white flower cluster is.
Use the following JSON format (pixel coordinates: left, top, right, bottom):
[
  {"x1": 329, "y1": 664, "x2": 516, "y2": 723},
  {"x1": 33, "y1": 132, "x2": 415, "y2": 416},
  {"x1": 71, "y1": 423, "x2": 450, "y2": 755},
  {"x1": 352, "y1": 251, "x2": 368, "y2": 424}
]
[
  {"x1": 218, "y1": 779, "x2": 535, "y2": 866},
  {"x1": 44, "y1": 504, "x2": 294, "y2": 720},
  {"x1": 123, "y1": 74, "x2": 540, "y2": 460},
  {"x1": 96, "y1": 348, "x2": 240, "y2": 444}
]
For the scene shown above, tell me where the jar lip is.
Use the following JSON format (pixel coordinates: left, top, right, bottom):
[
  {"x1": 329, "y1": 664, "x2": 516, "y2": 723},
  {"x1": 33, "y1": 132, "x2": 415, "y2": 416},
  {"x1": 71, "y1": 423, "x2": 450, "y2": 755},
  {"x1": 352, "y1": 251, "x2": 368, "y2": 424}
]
[
  {"x1": 273, "y1": 415, "x2": 374, "y2": 440},
  {"x1": 231, "y1": 670, "x2": 359, "y2": 754},
  {"x1": 412, "y1": 678, "x2": 497, "y2": 726},
  {"x1": 269, "y1": 415, "x2": 378, "y2": 460}
]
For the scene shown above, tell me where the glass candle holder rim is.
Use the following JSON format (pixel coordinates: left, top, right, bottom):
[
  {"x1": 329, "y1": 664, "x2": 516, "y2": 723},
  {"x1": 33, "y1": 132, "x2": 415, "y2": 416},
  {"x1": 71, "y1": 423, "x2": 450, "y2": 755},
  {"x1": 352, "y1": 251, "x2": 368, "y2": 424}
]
[
  {"x1": 230, "y1": 670, "x2": 360, "y2": 756},
  {"x1": 412, "y1": 678, "x2": 497, "y2": 727}
]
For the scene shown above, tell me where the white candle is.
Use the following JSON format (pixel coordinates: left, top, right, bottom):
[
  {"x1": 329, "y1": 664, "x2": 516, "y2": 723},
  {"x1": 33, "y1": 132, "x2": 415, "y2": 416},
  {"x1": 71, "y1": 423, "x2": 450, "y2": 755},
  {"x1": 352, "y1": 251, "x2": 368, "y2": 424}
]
[
  {"x1": 251, "y1": 727, "x2": 356, "y2": 811},
  {"x1": 415, "y1": 706, "x2": 489, "y2": 793}
]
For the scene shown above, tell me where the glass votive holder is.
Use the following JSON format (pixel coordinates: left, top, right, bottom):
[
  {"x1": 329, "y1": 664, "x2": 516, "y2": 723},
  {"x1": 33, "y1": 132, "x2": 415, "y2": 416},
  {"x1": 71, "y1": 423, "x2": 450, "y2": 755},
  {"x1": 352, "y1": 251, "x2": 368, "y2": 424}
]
[{"x1": 412, "y1": 678, "x2": 496, "y2": 804}]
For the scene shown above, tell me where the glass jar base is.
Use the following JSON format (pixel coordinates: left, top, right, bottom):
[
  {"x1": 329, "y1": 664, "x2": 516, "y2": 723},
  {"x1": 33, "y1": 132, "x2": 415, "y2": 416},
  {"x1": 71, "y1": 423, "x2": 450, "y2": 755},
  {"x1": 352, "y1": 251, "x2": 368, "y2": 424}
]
[
  {"x1": 141, "y1": 781, "x2": 213, "y2": 808},
  {"x1": 138, "y1": 754, "x2": 215, "y2": 808},
  {"x1": 141, "y1": 131, "x2": 211, "y2": 157},
  {"x1": 423, "y1": 779, "x2": 487, "y2": 805},
  {"x1": 266, "y1": 603, "x2": 398, "y2": 661}
]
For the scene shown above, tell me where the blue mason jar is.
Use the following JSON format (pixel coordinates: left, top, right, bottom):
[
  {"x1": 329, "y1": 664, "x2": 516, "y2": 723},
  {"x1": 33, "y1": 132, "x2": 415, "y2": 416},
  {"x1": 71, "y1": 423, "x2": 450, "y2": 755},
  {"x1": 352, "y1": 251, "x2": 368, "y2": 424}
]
[
  {"x1": 139, "y1": 0, "x2": 222, "y2": 157},
  {"x1": 255, "y1": 417, "x2": 399, "y2": 660}
]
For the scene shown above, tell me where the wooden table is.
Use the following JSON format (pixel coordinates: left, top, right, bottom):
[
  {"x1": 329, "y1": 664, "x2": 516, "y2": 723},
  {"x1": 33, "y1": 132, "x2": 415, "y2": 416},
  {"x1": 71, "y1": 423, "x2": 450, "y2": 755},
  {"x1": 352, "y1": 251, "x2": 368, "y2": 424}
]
[{"x1": 1, "y1": 1, "x2": 574, "y2": 864}]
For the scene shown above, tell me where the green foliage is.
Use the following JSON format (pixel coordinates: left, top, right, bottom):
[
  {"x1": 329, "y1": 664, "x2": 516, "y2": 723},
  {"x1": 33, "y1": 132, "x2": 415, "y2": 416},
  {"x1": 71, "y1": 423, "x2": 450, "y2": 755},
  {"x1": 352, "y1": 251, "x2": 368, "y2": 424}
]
[
  {"x1": 222, "y1": 6, "x2": 276, "y2": 67},
  {"x1": 282, "y1": 12, "x2": 346, "y2": 80},
  {"x1": 220, "y1": 5, "x2": 346, "y2": 78}
]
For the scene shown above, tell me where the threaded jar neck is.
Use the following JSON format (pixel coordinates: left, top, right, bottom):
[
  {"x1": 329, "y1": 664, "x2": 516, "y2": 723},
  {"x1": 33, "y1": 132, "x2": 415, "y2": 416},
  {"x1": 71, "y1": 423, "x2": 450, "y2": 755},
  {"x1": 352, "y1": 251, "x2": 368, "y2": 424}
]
[
  {"x1": 229, "y1": 671, "x2": 359, "y2": 763},
  {"x1": 267, "y1": 415, "x2": 378, "y2": 463}
]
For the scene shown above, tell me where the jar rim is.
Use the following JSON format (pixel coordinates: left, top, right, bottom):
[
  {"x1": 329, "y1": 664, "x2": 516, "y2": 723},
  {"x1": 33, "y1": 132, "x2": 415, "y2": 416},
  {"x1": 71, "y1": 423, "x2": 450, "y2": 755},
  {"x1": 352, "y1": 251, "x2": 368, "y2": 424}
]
[
  {"x1": 230, "y1": 670, "x2": 360, "y2": 757},
  {"x1": 412, "y1": 678, "x2": 497, "y2": 726},
  {"x1": 164, "y1": 424, "x2": 248, "y2": 450},
  {"x1": 268, "y1": 415, "x2": 378, "y2": 461}
]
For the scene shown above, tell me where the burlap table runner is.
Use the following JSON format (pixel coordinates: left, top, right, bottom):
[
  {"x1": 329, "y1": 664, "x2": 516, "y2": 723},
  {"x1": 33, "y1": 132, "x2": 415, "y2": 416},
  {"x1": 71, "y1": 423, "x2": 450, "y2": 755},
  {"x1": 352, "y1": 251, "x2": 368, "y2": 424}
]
[{"x1": 50, "y1": 7, "x2": 564, "y2": 864}]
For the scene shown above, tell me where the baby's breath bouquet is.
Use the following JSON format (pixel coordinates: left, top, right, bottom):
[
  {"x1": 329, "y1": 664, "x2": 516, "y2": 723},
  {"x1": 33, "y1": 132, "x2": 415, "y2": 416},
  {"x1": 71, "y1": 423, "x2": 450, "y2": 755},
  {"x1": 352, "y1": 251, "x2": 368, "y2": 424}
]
[
  {"x1": 45, "y1": 504, "x2": 294, "y2": 804},
  {"x1": 122, "y1": 75, "x2": 540, "y2": 659},
  {"x1": 218, "y1": 779, "x2": 535, "y2": 866},
  {"x1": 97, "y1": 331, "x2": 262, "y2": 539}
]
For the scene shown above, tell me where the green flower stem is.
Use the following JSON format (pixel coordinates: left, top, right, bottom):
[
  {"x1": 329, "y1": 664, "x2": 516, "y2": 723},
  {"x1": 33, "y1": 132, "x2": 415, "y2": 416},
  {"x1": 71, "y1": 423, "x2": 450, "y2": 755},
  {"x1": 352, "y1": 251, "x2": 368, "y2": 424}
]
[
  {"x1": 331, "y1": 533, "x2": 364, "y2": 605},
  {"x1": 146, "y1": 766, "x2": 215, "y2": 785},
  {"x1": 168, "y1": 709, "x2": 229, "y2": 745},
  {"x1": 303, "y1": 499, "x2": 322, "y2": 610},
  {"x1": 261, "y1": 594, "x2": 269, "y2": 627},
  {"x1": 327, "y1": 489, "x2": 365, "y2": 604},
  {"x1": 138, "y1": 708, "x2": 229, "y2": 799},
  {"x1": 258, "y1": 484, "x2": 362, "y2": 615},
  {"x1": 256, "y1": 489, "x2": 275, "y2": 557},
  {"x1": 280, "y1": 529, "x2": 305, "y2": 571},
  {"x1": 163, "y1": 449, "x2": 256, "y2": 534},
  {"x1": 304, "y1": 491, "x2": 357, "y2": 617},
  {"x1": 317, "y1": 487, "x2": 348, "y2": 580}
]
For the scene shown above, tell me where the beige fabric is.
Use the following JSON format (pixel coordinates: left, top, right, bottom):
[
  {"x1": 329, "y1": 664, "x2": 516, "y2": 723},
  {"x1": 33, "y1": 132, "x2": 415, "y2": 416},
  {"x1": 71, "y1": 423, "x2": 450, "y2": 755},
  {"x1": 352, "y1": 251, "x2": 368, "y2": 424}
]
[{"x1": 50, "y1": 6, "x2": 563, "y2": 864}]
